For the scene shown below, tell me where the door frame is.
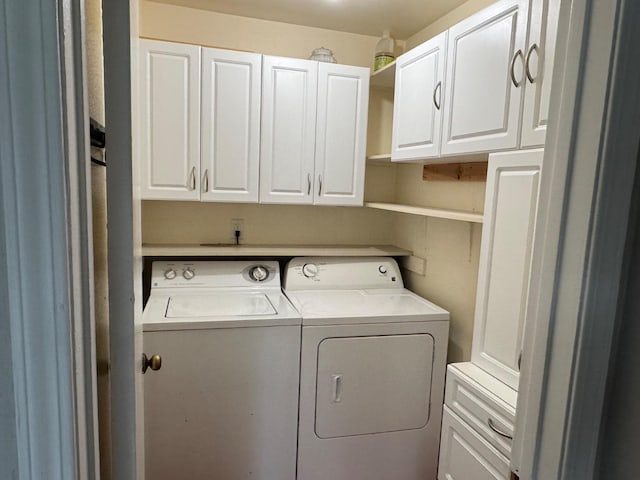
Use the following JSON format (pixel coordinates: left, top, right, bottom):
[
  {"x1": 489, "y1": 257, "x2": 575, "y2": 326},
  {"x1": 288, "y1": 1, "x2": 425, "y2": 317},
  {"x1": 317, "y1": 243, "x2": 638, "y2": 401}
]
[
  {"x1": 512, "y1": 0, "x2": 640, "y2": 478},
  {"x1": 0, "y1": 0, "x2": 98, "y2": 478},
  {"x1": 102, "y1": 1, "x2": 640, "y2": 480},
  {"x1": 103, "y1": 0, "x2": 144, "y2": 478}
]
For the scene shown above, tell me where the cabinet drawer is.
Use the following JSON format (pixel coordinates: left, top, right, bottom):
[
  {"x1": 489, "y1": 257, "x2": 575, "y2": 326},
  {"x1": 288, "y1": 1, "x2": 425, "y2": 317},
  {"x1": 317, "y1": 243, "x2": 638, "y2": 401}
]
[
  {"x1": 444, "y1": 364, "x2": 516, "y2": 459},
  {"x1": 438, "y1": 406, "x2": 511, "y2": 480}
]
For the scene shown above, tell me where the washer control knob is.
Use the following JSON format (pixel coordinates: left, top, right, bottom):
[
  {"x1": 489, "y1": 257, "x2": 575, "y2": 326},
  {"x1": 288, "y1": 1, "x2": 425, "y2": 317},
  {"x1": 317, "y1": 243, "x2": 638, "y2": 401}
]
[
  {"x1": 250, "y1": 266, "x2": 269, "y2": 282},
  {"x1": 378, "y1": 265, "x2": 388, "y2": 275},
  {"x1": 182, "y1": 268, "x2": 195, "y2": 280},
  {"x1": 302, "y1": 263, "x2": 318, "y2": 278},
  {"x1": 164, "y1": 268, "x2": 177, "y2": 280}
]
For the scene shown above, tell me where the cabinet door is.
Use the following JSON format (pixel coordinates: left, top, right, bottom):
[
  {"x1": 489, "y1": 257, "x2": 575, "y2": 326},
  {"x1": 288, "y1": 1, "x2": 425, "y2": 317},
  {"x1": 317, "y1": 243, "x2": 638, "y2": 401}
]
[
  {"x1": 391, "y1": 31, "x2": 447, "y2": 162},
  {"x1": 314, "y1": 63, "x2": 369, "y2": 206},
  {"x1": 438, "y1": 406, "x2": 511, "y2": 480},
  {"x1": 139, "y1": 39, "x2": 200, "y2": 200},
  {"x1": 441, "y1": 0, "x2": 529, "y2": 156},
  {"x1": 201, "y1": 49, "x2": 261, "y2": 203},
  {"x1": 471, "y1": 150, "x2": 542, "y2": 390},
  {"x1": 520, "y1": 0, "x2": 561, "y2": 147},
  {"x1": 144, "y1": 327, "x2": 300, "y2": 480},
  {"x1": 260, "y1": 56, "x2": 317, "y2": 204}
]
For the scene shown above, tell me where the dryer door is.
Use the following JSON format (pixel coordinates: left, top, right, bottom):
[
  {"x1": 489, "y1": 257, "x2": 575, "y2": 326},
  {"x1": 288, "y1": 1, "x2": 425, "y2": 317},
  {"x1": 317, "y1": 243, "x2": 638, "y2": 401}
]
[{"x1": 315, "y1": 334, "x2": 434, "y2": 438}]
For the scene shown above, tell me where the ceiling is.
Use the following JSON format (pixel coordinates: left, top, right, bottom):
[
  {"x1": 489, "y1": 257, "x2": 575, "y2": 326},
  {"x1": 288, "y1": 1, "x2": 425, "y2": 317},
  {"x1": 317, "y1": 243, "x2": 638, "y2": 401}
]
[{"x1": 148, "y1": 0, "x2": 469, "y2": 39}]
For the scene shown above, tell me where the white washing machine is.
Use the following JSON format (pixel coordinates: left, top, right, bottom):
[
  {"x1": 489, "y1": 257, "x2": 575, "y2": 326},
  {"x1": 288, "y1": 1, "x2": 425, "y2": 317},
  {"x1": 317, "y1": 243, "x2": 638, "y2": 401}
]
[
  {"x1": 142, "y1": 260, "x2": 301, "y2": 480},
  {"x1": 283, "y1": 257, "x2": 450, "y2": 480}
]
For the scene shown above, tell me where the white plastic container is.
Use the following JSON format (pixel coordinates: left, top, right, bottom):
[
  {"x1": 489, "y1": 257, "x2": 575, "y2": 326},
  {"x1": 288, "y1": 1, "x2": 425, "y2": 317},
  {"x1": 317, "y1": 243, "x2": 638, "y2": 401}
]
[{"x1": 374, "y1": 30, "x2": 395, "y2": 71}]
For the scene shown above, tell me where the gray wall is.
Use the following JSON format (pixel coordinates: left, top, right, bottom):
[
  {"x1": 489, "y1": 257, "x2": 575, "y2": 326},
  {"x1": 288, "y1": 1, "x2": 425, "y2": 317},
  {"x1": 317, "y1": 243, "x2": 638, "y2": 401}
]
[{"x1": 597, "y1": 160, "x2": 640, "y2": 478}]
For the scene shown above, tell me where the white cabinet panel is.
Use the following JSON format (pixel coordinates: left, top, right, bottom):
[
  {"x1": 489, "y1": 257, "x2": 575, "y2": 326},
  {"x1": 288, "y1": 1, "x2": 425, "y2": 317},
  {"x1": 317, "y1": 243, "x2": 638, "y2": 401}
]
[
  {"x1": 441, "y1": 0, "x2": 529, "y2": 156},
  {"x1": 315, "y1": 63, "x2": 369, "y2": 206},
  {"x1": 201, "y1": 49, "x2": 261, "y2": 202},
  {"x1": 438, "y1": 406, "x2": 511, "y2": 480},
  {"x1": 520, "y1": 0, "x2": 561, "y2": 147},
  {"x1": 445, "y1": 363, "x2": 516, "y2": 459},
  {"x1": 391, "y1": 31, "x2": 447, "y2": 161},
  {"x1": 260, "y1": 56, "x2": 318, "y2": 204},
  {"x1": 144, "y1": 326, "x2": 300, "y2": 480},
  {"x1": 139, "y1": 40, "x2": 200, "y2": 200},
  {"x1": 315, "y1": 334, "x2": 434, "y2": 438},
  {"x1": 471, "y1": 150, "x2": 542, "y2": 389}
]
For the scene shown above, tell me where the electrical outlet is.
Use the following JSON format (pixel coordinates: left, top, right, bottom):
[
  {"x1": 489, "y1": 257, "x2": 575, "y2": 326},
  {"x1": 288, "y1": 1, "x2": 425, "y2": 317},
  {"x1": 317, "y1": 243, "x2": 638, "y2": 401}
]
[{"x1": 230, "y1": 218, "x2": 244, "y2": 243}]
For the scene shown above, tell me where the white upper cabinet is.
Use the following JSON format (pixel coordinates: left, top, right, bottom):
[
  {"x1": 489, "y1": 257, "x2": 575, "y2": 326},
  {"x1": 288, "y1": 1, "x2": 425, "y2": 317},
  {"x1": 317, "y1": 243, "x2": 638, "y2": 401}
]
[
  {"x1": 139, "y1": 39, "x2": 201, "y2": 200},
  {"x1": 471, "y1": 150, "x2": 542, "y2": 390},
  {"x1": 260, "y1": 56, "x2": 318, "y2": 205},
  {"x1": 201, "y1": 49, "x2": 261, "y2": 203},
  {"x1": 441, "y1": 0, "x2": 529, "y2": 156},
  {"x1": 520, "y1": 0, "x2": 561, "y2": 147},
  {"x1": 315, "y1": 63, "x2": 369, "y2": 206},
  {"x1": 391, "y1": 31, "x2": 447, "y2": 162},
  {"x1": 261, "y1": 57, "x2": 369, "y2": 206}
]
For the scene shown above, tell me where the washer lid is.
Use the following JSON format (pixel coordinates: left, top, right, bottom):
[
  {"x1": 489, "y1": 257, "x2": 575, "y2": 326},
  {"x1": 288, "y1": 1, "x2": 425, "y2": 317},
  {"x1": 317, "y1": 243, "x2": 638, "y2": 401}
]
[
  {"x1": 166, "y1": 293, "x2": 276, "y2": 318},
  {"x1": 143, "y1": 290, "x2": 301, "y2": 331}
]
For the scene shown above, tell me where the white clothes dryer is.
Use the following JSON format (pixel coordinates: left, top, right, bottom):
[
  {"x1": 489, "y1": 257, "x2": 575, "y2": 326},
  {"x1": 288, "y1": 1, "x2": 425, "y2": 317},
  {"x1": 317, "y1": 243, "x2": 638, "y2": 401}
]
[
  {"x1": 143, "y1": 260, "x2": 301, "y2": 480},
  {"x1": 283, "y1": 257, "x2": 450, "y2": 480}
]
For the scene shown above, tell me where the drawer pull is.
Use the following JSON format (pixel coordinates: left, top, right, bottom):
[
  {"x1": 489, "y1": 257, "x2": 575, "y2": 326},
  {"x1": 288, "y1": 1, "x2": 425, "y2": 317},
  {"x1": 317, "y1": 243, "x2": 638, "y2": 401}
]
[{"x1": 488, "y1": 418, "x2": 513, "y2": 440}]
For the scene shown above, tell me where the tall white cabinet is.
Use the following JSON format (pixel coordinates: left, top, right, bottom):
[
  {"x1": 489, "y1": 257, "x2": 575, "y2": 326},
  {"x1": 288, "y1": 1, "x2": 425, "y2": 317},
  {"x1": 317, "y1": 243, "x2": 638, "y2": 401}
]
[
  {"x1": 440, "y1": 0, "x2": 530, "y2": 155},
  {"x1": 391, "y1": 31, "x2": 447, "y2": 161},
  {"x1": 139, "y1": 40, "x2": 201, "y2": 201},
  {"x1": 261, "y1": 57, "x2": 369, "y2": 206},
  {"x1": 471, "y1": 151, "x2": 542, "y2": 390},
  {"x1": 438, "y1": 150, "x2": 543, "y2": 480}
]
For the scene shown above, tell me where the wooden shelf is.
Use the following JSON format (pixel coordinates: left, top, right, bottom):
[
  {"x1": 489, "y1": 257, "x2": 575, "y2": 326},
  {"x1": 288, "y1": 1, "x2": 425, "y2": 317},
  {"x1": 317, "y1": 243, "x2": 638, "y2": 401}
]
[
  {"x1": 370, "y1": 61, "x2": 396, "y2": 88},
  {"x1": 365, "y1": 202, "x2": 484, "y2": 223},
  {"x1": 142, "y1": 244, "x2": 412, "y2": 257}
]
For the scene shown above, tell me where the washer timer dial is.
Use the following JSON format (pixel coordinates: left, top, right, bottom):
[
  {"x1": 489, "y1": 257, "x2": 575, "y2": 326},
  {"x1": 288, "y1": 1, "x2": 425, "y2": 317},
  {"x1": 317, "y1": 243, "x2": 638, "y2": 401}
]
[
  {"x1": 302, "y1": 263, "x2": 318, "y2": 278},
  {"x1": 249, "y1": 266, "x2": 269, "y2": 282}
]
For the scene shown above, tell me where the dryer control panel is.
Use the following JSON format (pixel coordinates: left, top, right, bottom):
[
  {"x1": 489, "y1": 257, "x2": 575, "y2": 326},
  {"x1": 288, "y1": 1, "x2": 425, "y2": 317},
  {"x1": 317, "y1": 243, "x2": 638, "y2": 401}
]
[{"x1": 283, "y1": 257, "x2": 404, "y2": 290}]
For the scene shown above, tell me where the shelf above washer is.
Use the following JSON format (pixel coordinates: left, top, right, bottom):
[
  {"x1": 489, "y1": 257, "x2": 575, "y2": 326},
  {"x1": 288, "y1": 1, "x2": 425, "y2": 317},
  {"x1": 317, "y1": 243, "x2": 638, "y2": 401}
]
[
  {"x1": 365, "y1": 202, "x2": 484, "y2": 223},
  {"x1": 142, "y1": 244, "x2": 412, "y2": 257}
]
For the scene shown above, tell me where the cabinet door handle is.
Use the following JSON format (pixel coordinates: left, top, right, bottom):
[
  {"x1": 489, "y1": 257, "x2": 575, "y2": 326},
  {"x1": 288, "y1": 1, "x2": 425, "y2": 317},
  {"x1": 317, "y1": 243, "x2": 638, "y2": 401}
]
[
  {"x1": 203, "y1": 169, "x2": 209, "y2": 193},
  {"x1": 189, "y1": 166, "x2": 196, "y2": 190},
  {"x1": 488, "y1": 419, "x2": 513, "y2": 440},
  {"x1": 307, "y1": 173, "x2": 312, "y2": 195},
  {"x1": 433, "y1": 81, "x2": 442, "y2": 110},
  {"x1": 525, "y1": 43, "x2": 539, "y2": 83},
  {"x1": 518, "y1": 349, "x2": 523, "y2": 371},
  {"x1": 318, "y1": 175, "x2": 323, "y2": 196},
  {"x1": 510, "y1": 49, "x2": 524, "y2": 88}
]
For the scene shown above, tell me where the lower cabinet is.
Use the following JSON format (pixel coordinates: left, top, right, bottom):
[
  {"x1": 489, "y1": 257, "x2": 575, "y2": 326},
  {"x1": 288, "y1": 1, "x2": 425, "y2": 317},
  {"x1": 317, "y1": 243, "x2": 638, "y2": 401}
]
[{"x1": 439, "y1": 406, "x2": 511, "y2": 480}]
